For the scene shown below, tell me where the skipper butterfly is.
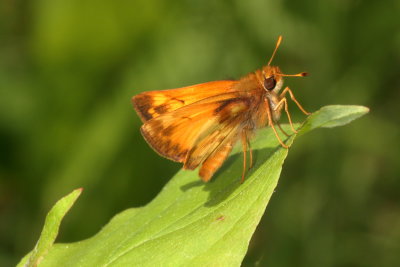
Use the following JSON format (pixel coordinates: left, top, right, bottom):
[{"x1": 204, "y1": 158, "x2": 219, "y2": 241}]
[{"x1": 132, "y1": 36, "x2": 310, "y2": 182}]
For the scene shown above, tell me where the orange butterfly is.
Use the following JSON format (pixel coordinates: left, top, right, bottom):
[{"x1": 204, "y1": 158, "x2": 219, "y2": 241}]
[{"x1": 132, "y1": 36, "x2": 310, "y2": 182}]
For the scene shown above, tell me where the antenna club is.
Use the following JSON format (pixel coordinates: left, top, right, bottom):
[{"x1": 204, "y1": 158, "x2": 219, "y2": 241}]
[
  {"x1": 277, "y1": 35, "x2": 283, "y2": 46},
  {"x1": 301, "y1": 72, "x2": 308, "y2": 77}
]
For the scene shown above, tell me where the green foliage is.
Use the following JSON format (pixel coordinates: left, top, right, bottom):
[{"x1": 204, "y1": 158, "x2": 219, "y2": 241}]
[
  {"x1": 23, "y1": 189, "x2": 82, "y2": 267},
  {"x1": 298, "y1": 105, "x2": 369, "y2": 135},
  {"x1": 18, "y1": 106, "x2": 367, "y2": 267}
]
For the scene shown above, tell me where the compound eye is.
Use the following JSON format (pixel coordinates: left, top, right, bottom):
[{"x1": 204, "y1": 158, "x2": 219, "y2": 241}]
[{"x1": 264, "y1": 76, "x2": 276, "y2": 91}]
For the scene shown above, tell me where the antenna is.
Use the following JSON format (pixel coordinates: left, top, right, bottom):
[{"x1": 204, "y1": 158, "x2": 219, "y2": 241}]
[
  {"x1": 280, "y1": 72, "x2": 308, "y2": 77},
  {"x1": 267, "y1": 35, "x2": 283, "y2": 66}
]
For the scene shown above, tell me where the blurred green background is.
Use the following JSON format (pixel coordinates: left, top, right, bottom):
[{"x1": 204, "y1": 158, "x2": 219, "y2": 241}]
[{"x1": 1, "y1": 0, "x2": 399, "y2": 266}]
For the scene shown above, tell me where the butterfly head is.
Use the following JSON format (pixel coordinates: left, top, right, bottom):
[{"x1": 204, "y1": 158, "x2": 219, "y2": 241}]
[
  {"x1": 261, "y1": 66, "x2": 284, "y2": 94},
  {"x1": 261, "y1": 65, "x2": 307, "y2": 94}
]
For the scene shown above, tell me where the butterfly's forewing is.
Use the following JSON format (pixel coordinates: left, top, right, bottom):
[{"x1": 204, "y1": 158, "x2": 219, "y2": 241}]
[
  {"x1": 132, "y1": 80, "x2": 237, "y2": 122},
  {"x1": 140, "y1": 100, "x2": 225, "y2": 162},
  {"x1": 140, "y1": 92, "x2": 249, "y2": 161}
]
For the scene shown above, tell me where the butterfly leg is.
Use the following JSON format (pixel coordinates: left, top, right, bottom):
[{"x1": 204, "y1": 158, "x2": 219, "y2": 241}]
[
  {"x1": 274, "y1": 97, "x2": 297, "y2": 133},
  {"x1": 265, "y1": 100, "x2": 289, "y2": 149},
  {"x1": 244, "y1": 131, "x2": 253, "y2": 169},
  {"x1": 277, "y1": 121, "x2": 290, "y2": 137},
  {"x1": 249, "y1": 141, "x2": 253, "y2": 169},
  {"x1": 280, "y1": 87, "x2": 311, "y2": 115},
  {"x1": 241, "y1": 131, "x2": 248, "y2": 183}
]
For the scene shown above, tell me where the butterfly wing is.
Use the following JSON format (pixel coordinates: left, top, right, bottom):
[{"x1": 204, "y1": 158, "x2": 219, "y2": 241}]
[
  {"x1": 140, "y1": 93, "x2": 250, "y2": 163},
  {"x1": 182, "y1": 99, "x2": 246, "y2": 169},
  {"x1": 132, "y1": 80, "x2": 237, "y2": 122}
]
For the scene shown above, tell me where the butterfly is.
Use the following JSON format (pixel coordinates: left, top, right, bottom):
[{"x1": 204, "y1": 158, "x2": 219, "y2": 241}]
[{"x1": 132, "y1": 36, "x2": 310, "y2": 183}]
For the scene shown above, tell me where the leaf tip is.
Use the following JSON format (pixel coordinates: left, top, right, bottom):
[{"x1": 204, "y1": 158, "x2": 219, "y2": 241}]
[{"x1": 76, "y1": 187, "x2": 84, "y2": 193}]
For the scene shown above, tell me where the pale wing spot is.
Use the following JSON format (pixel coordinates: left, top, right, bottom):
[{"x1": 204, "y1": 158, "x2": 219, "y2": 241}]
[
  {"x1": 231, "y1": 102, "x2": 247, "y2": 114},
  {"x1": 152, "y1": 95, "x2": 168, "y2": 106}
]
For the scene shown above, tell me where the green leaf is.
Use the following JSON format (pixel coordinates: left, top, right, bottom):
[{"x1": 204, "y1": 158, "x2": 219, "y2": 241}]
[
  {"x1": 21, "y1": 188, "x2": 82, "y2": 267},
  {"x1": 298, "y1": 105, "x2": 370, "y2": 135},
  {"x1": 18, "y1": 105, "x2": 368, "y2": 267}
]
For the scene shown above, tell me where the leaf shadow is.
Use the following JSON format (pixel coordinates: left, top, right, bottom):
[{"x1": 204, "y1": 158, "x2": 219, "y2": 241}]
[
  {"x1": 180, "y1": 180, "x2": 204, "y2": 191},
  {"x1": 186, "y1": 146, "x2": 279, "y2": 207}
]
